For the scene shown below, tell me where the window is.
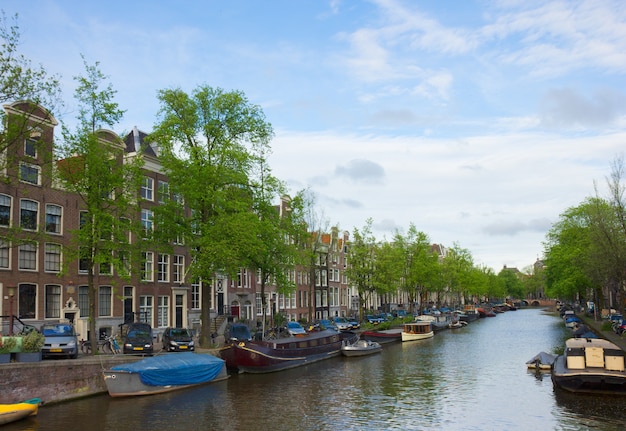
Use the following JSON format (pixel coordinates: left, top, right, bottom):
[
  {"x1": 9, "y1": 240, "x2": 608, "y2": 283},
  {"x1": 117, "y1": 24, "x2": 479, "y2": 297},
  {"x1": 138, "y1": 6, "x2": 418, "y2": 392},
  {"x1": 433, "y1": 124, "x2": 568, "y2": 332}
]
[
  {"x1": 157, "y1": 296, "x2": 169, "y2": 327},
  {"x1": 141, "y1": 176, "x2": 154, "y2": 201},
  {"x1": 0, "y1": 240, "x2": 9, "y2": 269},
  {"x1": 18, "y1": 283, "x2": 37, "y2": 319},
  {"x1": 142, "y1": 252, "x2": 154, "y2": 281},
  {"x1": 79, "y1": 247, "x2": 90, "y2": 273},
  {"x1": 78, "y1": 285, "x2": 89, "y2": 312},
  {"x1": 44, "y1": 243, "x2": 62, "y2": 272},
  {"x1": 256, "y1": 293, "x2": 263, "y2": 316},
  {"x1": 157, "y1": 254, "x2": 169, "y2": 282},
  {"x1": 141, "y1": 209, "x2": 153, "y2": 237},
  {"x1": 45, "y1": 284, "x2": 61, "y2": 318},
  {"x1": 191, "y1": 280, "x2": 200, "y2": 309},
  {"x1": 79, "y1": 211, "x2": 89, "y2": 229},
  {"x1": 45, "y1": 204, "x2": 62, "y2": 234},
  {"x1": 0, "y1": 194, "x2": 11, "y2": 226},
  {"x1": 98, "y1": 286, "x2": 112, "y2": 317},
  {"x1": 24, "y1": 138, "x2": 37, "y2": 157},
  {"x1": 139, "y1": 295, "x2": 153, "y2": 324},
  {"x1": 20, "y1": 199, "x2": 38, "y2": 230},
  {"x1": 157, "y1": 180, "x2": 169, "y2": 203},
  {"x1": 99, "y1": 250, "x2": 112, "y2": 275},
  {"x1": 19, "y1": 163, "x2": 40, "y2": 185},
  {"x1": 118, "y1": 250, "x2": 131, "y2": 277},
  {"x1": 173, "y1": 255, "x2": 184, "y2": 283},
  {"x1": 18, "y1": 242, "x2": 37, "y2": 270}
]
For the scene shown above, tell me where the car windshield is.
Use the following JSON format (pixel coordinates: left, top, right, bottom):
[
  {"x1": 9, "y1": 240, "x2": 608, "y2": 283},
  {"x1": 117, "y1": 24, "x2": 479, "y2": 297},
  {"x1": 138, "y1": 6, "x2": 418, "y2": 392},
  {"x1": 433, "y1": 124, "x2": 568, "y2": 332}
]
[
  {"x1": 42, "y1": 325, "x2": 74, "y2": 337},
  {"x1": 170, "y1": 329, "x2": 191, "y2": 337}
]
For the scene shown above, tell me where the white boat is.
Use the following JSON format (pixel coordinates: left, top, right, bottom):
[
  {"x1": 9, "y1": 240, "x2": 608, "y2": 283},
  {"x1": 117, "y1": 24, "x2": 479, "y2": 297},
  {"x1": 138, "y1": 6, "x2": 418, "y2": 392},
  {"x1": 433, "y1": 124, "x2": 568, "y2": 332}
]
[
  {"x1": 551, "y1": 337, "x2": 626, "y2": 395},
  {"x1": 401, "y1": 321, "x2": 434, "y2": 342},
  {"x1": 103, "y1": 352, "x2": 229, "y2": 397},
  {"x1": 341, "y1": 338, "x2": 382, "y2": 357}
]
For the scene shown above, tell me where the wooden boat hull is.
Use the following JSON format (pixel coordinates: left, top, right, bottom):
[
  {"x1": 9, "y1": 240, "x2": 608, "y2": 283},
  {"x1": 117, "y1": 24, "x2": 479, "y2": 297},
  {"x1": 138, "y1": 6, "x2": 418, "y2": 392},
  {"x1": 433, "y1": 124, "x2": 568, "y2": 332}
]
[
  {"x1": 361, "y1": 328, "x2": 403, "y2": 344},
  {"x1": 228, "y1": 330, "x2": 357, "y2": 373},
  {"x1": 103, "y1": 353, "x2": 229, "y2": 397},
  {"x1": 341, "y1": 339, "x2": 382, "y2": 357},
  {"x1": 401, "y1": 331, "x2": 434, "y2": 342},
  {"x1": 0, "y1": 398, "x2": 40, "y2": 426}
]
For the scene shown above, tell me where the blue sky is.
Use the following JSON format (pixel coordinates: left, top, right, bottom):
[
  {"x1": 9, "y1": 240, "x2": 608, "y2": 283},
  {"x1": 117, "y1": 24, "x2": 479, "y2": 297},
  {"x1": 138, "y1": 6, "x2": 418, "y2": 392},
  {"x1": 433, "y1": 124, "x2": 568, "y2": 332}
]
[{"x1": 5, "y1": 0, "x2": 626, "y2": 271}]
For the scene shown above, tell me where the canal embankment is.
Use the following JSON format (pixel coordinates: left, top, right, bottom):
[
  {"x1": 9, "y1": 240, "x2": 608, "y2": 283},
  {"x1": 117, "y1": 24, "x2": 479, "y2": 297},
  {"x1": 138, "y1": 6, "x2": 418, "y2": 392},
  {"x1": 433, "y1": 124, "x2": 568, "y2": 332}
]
[{"x1": 0, "y1": 347, "x2": 223, "y2": 405}]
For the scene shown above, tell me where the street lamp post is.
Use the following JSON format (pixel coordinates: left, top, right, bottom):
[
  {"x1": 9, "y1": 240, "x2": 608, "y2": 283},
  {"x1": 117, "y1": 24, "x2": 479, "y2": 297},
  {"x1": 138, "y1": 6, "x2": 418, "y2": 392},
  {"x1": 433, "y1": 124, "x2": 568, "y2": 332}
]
[{"x1": 7, "y1": 285, "x2": 16, "y2": 336}]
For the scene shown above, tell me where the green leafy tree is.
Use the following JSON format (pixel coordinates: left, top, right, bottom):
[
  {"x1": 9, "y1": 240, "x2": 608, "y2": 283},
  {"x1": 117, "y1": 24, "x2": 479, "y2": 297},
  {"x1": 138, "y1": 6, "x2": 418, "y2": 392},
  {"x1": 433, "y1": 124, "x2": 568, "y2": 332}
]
[
  {"x1": 345, "y1": 219, "x2": 377, "y2": 319},
  {"x1": 150, "y1": 85, "x2": 274, "y2": 347},
  {"x1": 57, "y1": 57, "x2": 144, "y2": 353},
  {"x1": 0, "y1": 11, "x2": 61, "y2": 183},
  {"x1": 394, "y1": 224, "x2": 438, "y2": 314}
]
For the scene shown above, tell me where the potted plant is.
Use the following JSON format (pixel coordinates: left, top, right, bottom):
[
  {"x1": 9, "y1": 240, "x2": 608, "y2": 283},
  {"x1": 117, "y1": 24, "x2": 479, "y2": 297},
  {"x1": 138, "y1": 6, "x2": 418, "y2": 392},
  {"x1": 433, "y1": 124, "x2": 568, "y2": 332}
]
[
  {"x1": 0, "y1": 337, "x2": 17, "y2": 363},
  {"x1": 16, "y1": 330, "x2": 44, "y2": 362}
]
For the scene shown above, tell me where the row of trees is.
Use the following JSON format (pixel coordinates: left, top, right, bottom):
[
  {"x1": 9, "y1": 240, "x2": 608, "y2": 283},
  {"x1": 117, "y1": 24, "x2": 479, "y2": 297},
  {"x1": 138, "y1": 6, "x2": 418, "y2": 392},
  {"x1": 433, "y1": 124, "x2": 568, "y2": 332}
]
[
  {"x1": 543, "y1": 156, "x2": 626, "y2": 314},
  {"x1": 346, "y1": 219, "x2": 530, "y2": 318}
]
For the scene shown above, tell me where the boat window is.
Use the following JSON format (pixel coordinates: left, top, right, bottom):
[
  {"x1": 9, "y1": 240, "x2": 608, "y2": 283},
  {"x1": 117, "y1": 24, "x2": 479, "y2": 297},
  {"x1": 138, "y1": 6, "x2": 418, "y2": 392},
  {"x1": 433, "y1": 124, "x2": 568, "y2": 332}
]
[{"x1": 299, "y1": 341, "x2": 308, "y2": 348}]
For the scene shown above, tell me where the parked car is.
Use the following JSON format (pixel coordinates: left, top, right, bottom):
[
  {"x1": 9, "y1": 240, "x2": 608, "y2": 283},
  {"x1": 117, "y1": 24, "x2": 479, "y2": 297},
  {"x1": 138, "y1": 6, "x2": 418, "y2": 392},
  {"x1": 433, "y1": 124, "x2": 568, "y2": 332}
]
[
  {"x1": 162, "y1": 327, "x2": 195, "y2": 352},
  {"x1": 41, "y1": 323, "x2": 78, "y2": 359},
  {"x1": 123, "y1": 322, "x2": 154, "y2": 355},
  {"x1": 309, "y1": 319, "x2": 338, "y2": 332},
  {"x1": 286, "y1": 321, "x2": 307, "y2": 336},
  {"x1": 366, "y1": 315, "x2": 385, "y2": 324},
  {"x1": 393, "y1": 309, "x2": 407, "y2": 318},
  {"x1": 347, "y1": 317, "x2": 360, "y2": 330},
  {"x1": 332, "y1": 316, "x2": 352, "y2": 331}
]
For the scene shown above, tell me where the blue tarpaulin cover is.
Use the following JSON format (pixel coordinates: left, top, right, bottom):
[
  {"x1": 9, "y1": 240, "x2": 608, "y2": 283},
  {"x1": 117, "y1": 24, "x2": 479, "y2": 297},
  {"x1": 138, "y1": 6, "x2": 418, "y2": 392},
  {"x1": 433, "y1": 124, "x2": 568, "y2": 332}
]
[{"x1": 111, "y1": 352, "x2": 224, "y2": 386}]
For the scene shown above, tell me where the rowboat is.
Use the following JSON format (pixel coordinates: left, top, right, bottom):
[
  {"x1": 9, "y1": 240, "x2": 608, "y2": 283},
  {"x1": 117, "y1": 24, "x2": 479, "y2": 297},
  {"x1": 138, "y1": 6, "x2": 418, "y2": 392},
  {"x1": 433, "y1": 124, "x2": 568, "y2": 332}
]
[
  {"x1": 341, "y1": 338, "x2": 382, "y2": 357},
  {"x1": 0, "y1": 398, "x2": 40, "y2": 425},
  {"x1": 103, "y1": 352, "x2": 228, "y2": 397},
  {"x1": 401, "y1": 321, "x2": 434, "y2": 342}
]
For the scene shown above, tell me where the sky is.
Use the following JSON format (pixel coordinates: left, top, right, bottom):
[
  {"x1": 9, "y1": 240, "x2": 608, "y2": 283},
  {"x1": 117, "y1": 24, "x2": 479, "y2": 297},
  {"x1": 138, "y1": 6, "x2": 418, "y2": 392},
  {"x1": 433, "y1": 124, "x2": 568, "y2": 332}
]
[{"x1": 4, "y1": 0, "x2": 626, "y2": 272}]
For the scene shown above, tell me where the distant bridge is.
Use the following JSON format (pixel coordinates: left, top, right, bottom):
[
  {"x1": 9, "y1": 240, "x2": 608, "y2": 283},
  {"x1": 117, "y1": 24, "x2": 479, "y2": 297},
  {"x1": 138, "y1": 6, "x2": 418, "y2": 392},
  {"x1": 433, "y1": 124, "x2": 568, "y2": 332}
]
[{"x1": 520, "y1": 298, "x2": 556, "y2": 307}]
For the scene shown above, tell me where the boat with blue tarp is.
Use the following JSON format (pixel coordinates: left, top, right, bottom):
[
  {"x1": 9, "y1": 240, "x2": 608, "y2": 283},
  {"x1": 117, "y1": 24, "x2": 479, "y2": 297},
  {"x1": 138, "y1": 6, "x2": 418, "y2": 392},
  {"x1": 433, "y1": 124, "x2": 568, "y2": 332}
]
[{"x1": 102, "y1": 352, "x2": 228, "y2": 397}]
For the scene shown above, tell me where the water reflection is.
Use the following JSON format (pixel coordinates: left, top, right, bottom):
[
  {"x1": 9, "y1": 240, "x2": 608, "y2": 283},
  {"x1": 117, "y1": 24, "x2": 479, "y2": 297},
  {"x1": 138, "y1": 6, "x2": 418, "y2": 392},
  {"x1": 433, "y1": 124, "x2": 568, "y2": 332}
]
[{"x1": 9, "y1": 308, "x2": 626, "y2": 431}]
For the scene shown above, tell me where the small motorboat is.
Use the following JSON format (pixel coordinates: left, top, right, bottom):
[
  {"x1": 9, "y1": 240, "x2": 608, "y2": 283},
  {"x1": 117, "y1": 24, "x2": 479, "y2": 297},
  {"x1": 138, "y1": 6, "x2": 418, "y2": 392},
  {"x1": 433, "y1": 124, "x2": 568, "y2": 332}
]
[
  {"x1": 0, "y1": 398, "x2": 41, "y2": 425},
  {"x1": 341, "y1": 338, "x2": 382, "y2": 357},
  {"x1": 526, "y1": 351, "x2": 556, "y2": 370}
]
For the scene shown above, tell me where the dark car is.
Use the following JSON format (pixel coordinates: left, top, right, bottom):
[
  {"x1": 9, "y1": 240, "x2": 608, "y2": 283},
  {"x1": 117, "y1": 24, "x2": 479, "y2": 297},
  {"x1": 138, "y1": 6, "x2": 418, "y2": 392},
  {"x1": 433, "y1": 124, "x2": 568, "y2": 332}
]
[
  {"x1": 366, "y1": 315, "x2": 385, "y2": 324},
  {"x1": 123, "y1": 322, "x2": 154, "y2": 355},
  {"x1": 41, "y1": 323, "x2": 78, "y2": 359},
  {"x1": 347, "y1": 317, "x2": 360, "y2": 330},
  {"x1": 162, "y1": 327, "x2": 195, "y2": 352}
]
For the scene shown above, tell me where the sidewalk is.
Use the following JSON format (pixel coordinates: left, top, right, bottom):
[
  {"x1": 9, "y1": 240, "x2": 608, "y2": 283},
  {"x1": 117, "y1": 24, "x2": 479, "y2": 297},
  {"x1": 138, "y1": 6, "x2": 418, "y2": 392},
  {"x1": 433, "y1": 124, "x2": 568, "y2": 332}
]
[{"x1": 579, "y1": 314, "x2": 626, "y2": 352}]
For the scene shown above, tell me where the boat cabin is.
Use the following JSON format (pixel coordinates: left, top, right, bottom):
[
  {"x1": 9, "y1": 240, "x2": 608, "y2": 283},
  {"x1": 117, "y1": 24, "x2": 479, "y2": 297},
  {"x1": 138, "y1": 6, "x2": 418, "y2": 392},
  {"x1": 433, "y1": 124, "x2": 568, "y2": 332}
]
[
  {"x1": 403, "y1": 322, "x2": 432, "y2": 335},
  {"x1": 565, "y1": 338, "x2": 625, "y2": 371}
]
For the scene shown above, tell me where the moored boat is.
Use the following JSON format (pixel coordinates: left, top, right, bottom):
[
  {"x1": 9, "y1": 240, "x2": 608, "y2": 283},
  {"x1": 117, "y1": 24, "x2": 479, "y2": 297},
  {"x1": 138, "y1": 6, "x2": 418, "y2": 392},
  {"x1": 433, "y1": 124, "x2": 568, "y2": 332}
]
[
  {"x1": 341, "y1": 338, "x2": 382, "y2": 357},
  {"x1": 551, "y1": 337, "x2": 626, "y2": 395},
  {"x1": 103, "y1": 352, "x2": 228, "y2": 397},
  {"x1": 223, "y1": 329, "x2": 358, "y2": 373},
  {"x1": 526, "y1": 351, "x2": 556, "y2": 370},
  {"x1": 360, "y1": 328, "x2": 403, "y2": 344},
  {"x1": 401, "y1": 321, "x2": 434, "y2": 342},
  {"x1": 0, "y1": 398, "x2": 40, "y2": 426}
]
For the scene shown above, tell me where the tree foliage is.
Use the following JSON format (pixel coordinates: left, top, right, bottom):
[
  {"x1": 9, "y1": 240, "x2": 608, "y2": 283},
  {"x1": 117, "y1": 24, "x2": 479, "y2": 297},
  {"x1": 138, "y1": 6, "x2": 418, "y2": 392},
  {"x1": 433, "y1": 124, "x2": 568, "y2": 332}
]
[
  {"x1": 57, "y1": 58, "x2": 144, "y2": 353},
  {"x1": 150, "y1": 85, "x2": 286, "y2": 346},
  {"x1": 0, "y1": 12, "x2": 61, "y2": 181}
]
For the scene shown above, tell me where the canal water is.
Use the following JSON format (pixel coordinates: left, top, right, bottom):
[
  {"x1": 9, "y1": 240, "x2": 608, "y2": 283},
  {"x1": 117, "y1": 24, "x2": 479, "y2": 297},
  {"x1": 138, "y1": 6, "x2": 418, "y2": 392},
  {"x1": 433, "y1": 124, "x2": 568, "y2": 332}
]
[{"x1": 6, "y1": 308, "x2": 626, "y2": 430}]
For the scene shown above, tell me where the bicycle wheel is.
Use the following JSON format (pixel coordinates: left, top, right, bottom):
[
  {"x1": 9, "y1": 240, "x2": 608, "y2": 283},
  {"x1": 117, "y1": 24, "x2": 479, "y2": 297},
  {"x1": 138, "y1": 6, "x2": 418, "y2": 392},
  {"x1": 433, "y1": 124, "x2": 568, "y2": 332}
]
[{"x1": 102, "y1": 341, "x2": 112, "y2": 354}]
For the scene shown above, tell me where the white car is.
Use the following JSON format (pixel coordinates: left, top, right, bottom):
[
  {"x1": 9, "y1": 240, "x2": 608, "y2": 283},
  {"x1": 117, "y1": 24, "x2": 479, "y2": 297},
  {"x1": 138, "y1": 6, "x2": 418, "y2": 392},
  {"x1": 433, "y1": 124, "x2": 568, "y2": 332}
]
[{"x1": 332, "y1": 317, "x2": 352, "y2": 331}]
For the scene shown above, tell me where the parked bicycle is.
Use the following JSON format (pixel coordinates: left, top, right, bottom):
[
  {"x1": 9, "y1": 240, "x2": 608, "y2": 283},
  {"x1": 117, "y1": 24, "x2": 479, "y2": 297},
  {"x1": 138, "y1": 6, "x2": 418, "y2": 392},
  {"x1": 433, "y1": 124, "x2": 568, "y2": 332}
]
[{"x1": 101, "y1": 334, "x2": 121, "y2": 354}]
